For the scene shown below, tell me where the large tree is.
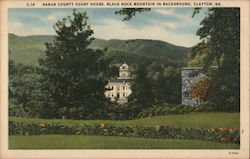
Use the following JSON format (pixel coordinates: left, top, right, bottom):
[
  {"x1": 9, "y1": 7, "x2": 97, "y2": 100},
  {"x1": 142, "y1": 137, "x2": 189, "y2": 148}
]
[
  {"x1": 192, "y1": 8, "x2": 240, "y2": 111},
  {"x1": 147, "y1": 63, "x2": 181, "y2": 104},
  {"x1": 128, "y1": 61, "x2": 155, "y2": 108},
  {"x1": 39, "y1": 10, "x2": 109, "y2": 119}
]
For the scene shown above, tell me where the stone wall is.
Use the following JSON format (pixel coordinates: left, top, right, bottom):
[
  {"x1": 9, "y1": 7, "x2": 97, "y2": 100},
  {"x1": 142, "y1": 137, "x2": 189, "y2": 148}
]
[{"x1": 181, "y1": 67, "x2": 206, "y2": 106}]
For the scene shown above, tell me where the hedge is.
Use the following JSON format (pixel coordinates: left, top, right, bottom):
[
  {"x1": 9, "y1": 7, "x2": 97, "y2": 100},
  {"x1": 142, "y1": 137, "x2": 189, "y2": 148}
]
[
  {"x1": 137, "y1": 104, "x2": 214, "y2": 118},
  {"x1": 9, "y1": 121, "x2": 239, "y2": 144}
]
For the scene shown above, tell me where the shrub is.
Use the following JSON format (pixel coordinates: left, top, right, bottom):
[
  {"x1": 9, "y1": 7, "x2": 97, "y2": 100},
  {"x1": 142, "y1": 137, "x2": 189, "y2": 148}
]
[
  {"x1": 9, "y1": 120, "x2": 239, "y2": 144},
  {"x1": 194, "y1": 103, "x2": 215, "y2": 112},
  {"x1": 137, "y1": 103, "x2": 215, "y2": 118}
]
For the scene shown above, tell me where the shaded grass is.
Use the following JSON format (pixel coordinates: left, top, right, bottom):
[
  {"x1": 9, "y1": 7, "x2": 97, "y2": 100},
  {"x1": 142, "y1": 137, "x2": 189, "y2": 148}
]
[
  {"x1": 9, "y1": 135, "x2": 240, "y2": 149},
  {"x1": 10, "y1": 112, "x2": 239, "y2": 129}
]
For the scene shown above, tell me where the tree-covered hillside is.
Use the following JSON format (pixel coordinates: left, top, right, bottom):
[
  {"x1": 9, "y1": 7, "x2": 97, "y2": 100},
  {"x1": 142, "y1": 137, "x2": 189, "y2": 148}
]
[
  {"x1": 9, "y1": 34, "x2": 55, "y2": 65},
  {"x1": 9, "y1": 33, "x2": 190, "y2": 66}
]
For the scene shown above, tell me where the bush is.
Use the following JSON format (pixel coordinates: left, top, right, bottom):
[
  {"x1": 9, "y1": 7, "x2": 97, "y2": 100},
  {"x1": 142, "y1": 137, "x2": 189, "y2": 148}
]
[
  {"x1": 137, "y1": 104, "x2": 214, "y2": 118},
  {"x1": 9, "y1": 99, "x2": 27, "y2": 117},
  {"x1": 9, "y1": 120, "x2": 239, "y2": 144}
]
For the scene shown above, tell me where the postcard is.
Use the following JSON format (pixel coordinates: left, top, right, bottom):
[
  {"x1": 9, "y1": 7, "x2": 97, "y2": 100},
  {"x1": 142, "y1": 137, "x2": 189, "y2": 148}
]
[{"x1": 0, "y1": 0, "x2": 249, "y2": 158}]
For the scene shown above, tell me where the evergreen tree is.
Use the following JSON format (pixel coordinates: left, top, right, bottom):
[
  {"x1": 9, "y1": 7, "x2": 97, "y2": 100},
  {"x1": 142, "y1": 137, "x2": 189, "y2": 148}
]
[
  {"x1": 39, "y1": 10, "x2": 109, "y2": 119},
  {"x1": 128, "y1": 61, "x2": 155, "y2": 108}
]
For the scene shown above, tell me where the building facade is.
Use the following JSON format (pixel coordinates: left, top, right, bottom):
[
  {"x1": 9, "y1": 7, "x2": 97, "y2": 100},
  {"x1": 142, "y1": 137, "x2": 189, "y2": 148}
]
[
  {"x1": 105, "y1": 63, "x2": 132, "y2": 104},
  {"x1": 181, "y1": 67, "x2": 206, "y2": 106}
]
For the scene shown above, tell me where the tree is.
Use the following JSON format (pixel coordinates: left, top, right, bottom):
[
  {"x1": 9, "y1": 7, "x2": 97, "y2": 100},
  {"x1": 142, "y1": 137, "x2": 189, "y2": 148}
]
[
  {"x1": 192, "y1": 8, "x2": 240, "y2": 111},
  {"x1": 147, "y1": 63, "x2": 181, "y2": 104},
  {"x1": 191, "y1": 77, "x2": 212, "y2": 101},
  {"x1": 39, "y1": 10, "x2": 109, "y2": 119},
  {"x1": 9, "y1": 61, "x2": 42, "y2": 117},
  {"x1": 115, "y1": 8, "x2": 150, "y2": 21},
  {"x1": 128, "y1": 61, "x2": 155, "y2": 108}
]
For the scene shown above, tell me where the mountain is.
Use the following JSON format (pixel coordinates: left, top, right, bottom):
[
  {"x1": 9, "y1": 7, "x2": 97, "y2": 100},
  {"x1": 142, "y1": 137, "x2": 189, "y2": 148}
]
[
  {"x1": 9, "y1": 34, "x2": 55, "y2": 66},
  {"x1": 9, "y1": 33, "x2": 190, "y2": 66}
]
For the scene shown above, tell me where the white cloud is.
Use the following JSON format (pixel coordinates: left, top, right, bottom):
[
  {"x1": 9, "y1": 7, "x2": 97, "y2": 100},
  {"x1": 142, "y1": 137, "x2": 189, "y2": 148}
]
[
  {"x1": 93, "y1": 18, "x2": 199, "y2": 47},
  {"x1": 10, "y1": 22, "x2": 22, "y2": 27},
  {"x1": 9, "y1": 24, "x2": 55, "y2": 36},
  {"x1": 8, "y1": 9, "x2": 200, "y2": 47},
  {"x1": 162, "y1": 22, "x2": 177, "y2": 29},
  {"x1": 154, "y1": 9, "x2": 176, "y2": 16},
  {"x1": 153, "y1": 9, "x2": 197, "y2": 27},
  {"x1": 45, "y1": 11, "x2": 72, "y2": 22},
  {"x1": 47, "y1": 15, "x2": 56, "y2": 21},
  {"x1": 9, "y1": 11, "x2": 73, "y2": 36}
]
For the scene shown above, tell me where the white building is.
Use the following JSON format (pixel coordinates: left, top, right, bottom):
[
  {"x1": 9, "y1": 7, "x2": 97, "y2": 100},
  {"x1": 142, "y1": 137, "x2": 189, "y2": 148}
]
[{"x1": 105, "y1": 63, "x2": 132, "y2": 104}]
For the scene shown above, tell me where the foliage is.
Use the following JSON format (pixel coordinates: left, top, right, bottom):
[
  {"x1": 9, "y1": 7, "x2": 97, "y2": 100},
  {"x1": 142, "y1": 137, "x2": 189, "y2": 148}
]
[
  {"x1": 128, "y1": 61, "x2": 155, "y2": 109},
  {"x1": 10, "y1": 112, "x2": 240, "y2": 130},
  {"x1": 9, "y1": 120, "x2": 240, "y2": 144},
  {"x1": 191, "y1": 77, "x2": 213, "y2": 100},
  {"x1": 8, "y1": 34, "x2": 55, "y2": 66},
  {"x1": 115, "y1": 8, "x2": 150, "y2": 21},
  {"x1": 192, "y1": 8, "x2": 240, "y2": 112},
  {"x1": 127, "y1": 61, "x2": 182, "y2": 117},
  {"x1": 9, "y1": 61, "x2": 42, "y2": 117},
  {"x1": 148, "y1": 63, "x2": 181, "y2": 104},
  {"x1": 137, "y1": 104, "x2": 215, "y2": 118},
  {"x1": 38, "y1": 10, "x2": 110, "y2": 119}
]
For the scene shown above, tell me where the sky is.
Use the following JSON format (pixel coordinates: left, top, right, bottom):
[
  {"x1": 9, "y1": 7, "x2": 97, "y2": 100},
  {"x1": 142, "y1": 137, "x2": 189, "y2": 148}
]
[{"x1": 8, "y1": 8, "x2": 206, "y2": 47}]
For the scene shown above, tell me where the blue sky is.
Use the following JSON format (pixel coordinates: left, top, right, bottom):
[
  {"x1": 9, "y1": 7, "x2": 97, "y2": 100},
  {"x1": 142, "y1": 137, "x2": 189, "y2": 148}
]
[{"x1": 8, "y1": 8, "x2": 206, "y2": 47}]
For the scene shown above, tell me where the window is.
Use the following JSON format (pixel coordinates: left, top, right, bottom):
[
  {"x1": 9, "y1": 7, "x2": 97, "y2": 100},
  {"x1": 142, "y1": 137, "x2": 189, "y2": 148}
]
[
  {"x1": 117, "y1": 86, "x2": 120, "y2": 91},
  {"x1": 123, "y1": 92, "x2": 125, "y2": 97},
  {"x1": 184, "y1": 91, "x2": 189, "y2": 97},
  {"x1": 123, "y1": 86, "x2": 126, "y2": 90},
  {"x1": 188, "y1": 70, "x2": 201, "y2": 78},
  {"x1": 117, "y1": 93, "x2": 120, "y2": 98}
]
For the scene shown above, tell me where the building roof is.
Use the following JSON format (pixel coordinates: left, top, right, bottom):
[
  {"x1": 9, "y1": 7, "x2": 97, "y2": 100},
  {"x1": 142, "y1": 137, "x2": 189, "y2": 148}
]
[
  {"x1": 109, "y1": 79, "x2": 132, "y2": 83},
  {"x1": 121, "y1": 63, "x2": 129, "y2": 67},
  {"x1": 120, "y1": 63, "x2": 129, "y2": 70}
]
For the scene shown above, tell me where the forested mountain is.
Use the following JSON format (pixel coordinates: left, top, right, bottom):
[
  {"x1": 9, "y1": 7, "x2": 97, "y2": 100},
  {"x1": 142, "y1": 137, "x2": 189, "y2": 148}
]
[{"x1": 9, "y1": 33, "x2": 190, "y2": 66}]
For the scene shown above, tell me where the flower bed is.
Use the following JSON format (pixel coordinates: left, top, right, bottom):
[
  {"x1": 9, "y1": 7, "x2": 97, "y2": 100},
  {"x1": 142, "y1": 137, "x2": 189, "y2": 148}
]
[{"x1": 9, "y1": 121, "x2": 239, "y2": 144}]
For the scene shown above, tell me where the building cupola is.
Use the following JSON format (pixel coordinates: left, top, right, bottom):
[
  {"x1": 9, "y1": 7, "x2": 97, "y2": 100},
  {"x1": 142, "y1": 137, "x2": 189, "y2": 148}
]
[{"x1": 118, "y1": 63, "x2": 131, "y2": 79}]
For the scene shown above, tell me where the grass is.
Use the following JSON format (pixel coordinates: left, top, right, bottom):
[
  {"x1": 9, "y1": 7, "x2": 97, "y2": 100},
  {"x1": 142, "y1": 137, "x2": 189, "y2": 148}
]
[
  {"x1": 10, "y1": 112, "x2": 240, "y2": 128},
  {"x1": 9, "y1": 135, "x2": 240, "y2": 149}
]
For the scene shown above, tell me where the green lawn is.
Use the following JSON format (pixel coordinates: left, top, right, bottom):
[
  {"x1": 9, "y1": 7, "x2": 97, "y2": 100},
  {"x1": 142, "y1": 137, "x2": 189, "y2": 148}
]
[
  {"x1": 9, "y1": 135, "x2": 240, "y2": 149},
  {"x1": 10, "y1": 112, "x2": 239, "y2": 128}
]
